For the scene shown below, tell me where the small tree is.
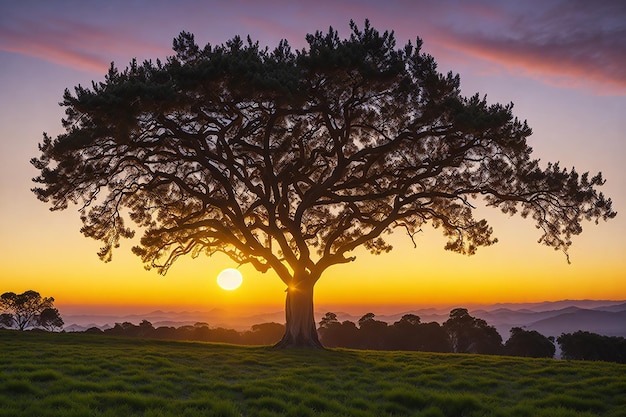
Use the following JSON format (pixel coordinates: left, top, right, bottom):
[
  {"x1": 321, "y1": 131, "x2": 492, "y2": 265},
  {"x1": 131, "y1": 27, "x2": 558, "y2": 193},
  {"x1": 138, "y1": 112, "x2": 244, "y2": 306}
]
[
  {"x1": 38, "y1": 307, "x2": 65, "y2": 332},
  {"x1": 0, "y1": 290, "x2": 62, "y2": 331},
  {"x1": 31, "y1": 20, "x2": 616, "y2": 347}
]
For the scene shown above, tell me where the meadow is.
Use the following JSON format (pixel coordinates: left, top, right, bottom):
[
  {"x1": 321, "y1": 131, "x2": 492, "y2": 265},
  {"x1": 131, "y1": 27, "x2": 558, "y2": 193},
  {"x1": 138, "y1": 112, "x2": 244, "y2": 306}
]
[{"x1": 1, "y1": 330, "x2": 625, "y2": 417}]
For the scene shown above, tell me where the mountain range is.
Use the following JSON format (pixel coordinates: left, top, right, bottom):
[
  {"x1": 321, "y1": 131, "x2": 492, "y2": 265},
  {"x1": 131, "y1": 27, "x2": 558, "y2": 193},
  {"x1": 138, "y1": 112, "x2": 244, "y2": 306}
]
[{"x1": 62, "y1": 300, "x2": 626, "y2": 339}]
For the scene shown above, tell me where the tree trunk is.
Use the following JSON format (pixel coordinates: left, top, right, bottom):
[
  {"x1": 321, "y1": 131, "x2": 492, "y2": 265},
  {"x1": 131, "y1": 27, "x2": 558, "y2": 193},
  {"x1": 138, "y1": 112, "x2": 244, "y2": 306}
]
[{"x1": 274, "y1": 279, "x2": 323, "y2": 349}]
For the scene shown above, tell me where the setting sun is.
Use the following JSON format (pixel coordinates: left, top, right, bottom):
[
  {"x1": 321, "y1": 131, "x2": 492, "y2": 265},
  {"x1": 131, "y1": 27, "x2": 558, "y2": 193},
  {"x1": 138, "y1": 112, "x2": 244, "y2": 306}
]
[{"x1": 217, "y1": 269, "x2": 243, "y2": 291}]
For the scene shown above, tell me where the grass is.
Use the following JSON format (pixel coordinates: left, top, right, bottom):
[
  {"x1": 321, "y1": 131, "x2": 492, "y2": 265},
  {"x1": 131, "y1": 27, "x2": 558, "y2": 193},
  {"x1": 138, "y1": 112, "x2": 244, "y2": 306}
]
[{"x1": 1, "y1": 330, "x2": 625, "y2": 417}]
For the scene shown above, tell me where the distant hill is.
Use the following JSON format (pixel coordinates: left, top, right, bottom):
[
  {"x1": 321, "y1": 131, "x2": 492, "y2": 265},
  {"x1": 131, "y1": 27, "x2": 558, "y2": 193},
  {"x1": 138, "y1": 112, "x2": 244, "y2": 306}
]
[
  {"x1": 526, "y1": 309, "x2": 626, "y2": 338},
  {"x1": 61, "y1": 300, "x2": 626, "y2": 338}
]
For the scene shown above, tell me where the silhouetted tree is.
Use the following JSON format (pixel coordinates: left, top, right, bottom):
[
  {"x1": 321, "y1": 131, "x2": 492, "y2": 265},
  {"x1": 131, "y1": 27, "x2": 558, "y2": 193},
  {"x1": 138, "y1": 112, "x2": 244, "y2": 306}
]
[
  {"x1": 417, "y1": 321, "x2": 451, "y2": 353},
  {"x1": 558, "y1": 331, "x2": 626, "y2": 363},
  {"x1": 31, "y1": 20, "x2": 616, "y2": 347},
  {"x1": 443, "y1": 308, "x2": 502, "y2": 354},
  {"x1": 358, "y1": 313, "x2": 389, "y2": 349},
  {"x1": 0, "y1": 290, "x2": 62, "y2": 331},
  {"x1": 84, "y1": 326, "x2": 104, "y2": 334},
  {"x1": 38, "y1": 307, "x2": 64, "y2": 332},
  {"x1": 390, "y1": 314, "x2": 422, "y2": 350},
  {"x1": 319, "y1": 312, "x2": 340, "y2": 329},
  {"x1": 504, "y1": 327, "x2": 555, "y2": 358},
  {"x1": 317, "y1": 312, "x2": 344, "y2": 347},
  {"x1": 209, "y1": 327, "x2": 242, "y2": 344},
  {"x1": 337, "y1": 320, "x2": 361, "y2": 349},
  {"x1": 242, "y1": 322, "x2": 285, "y2": 345},
  {"x1": 153, "y1": 326, "x2": 178, "y2": 339}
]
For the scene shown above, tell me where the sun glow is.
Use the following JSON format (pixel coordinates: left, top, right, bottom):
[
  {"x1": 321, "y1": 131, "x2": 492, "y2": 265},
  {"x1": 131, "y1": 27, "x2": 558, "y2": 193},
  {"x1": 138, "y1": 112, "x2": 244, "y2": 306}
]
[{"x1": 217, "y1": 268, "x2": 243, "y2": 291}]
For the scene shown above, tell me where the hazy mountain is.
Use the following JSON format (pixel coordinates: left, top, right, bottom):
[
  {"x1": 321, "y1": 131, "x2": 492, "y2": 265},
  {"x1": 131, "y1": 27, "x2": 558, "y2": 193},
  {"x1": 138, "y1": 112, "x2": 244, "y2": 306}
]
[
  {"x1": 592, "y1": 302, "x2": 626, "y2": 313},
  {"x1": 526, "y1": 309, "x2": 626, "y2": 338},
  {"x1": 61, "y1": 300, "x2": 626, "y2": 338}
]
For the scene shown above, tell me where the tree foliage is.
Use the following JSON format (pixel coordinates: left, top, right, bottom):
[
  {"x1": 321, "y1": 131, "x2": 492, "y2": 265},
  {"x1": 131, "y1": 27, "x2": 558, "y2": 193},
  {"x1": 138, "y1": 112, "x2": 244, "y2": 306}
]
[
  {"x1": 504, "y1": 327, "x2": 555, "y2": 358},
  {"x1": 558, "y1": 331, "x2": 626, "y2": 363},
  {"x1": 443, "y1": 308, "x2": 502, "y2": 354},
  {"x1": 31, "y1": 20, "x2": 616, "y2": 347},
  {"x1": 0, "y1": 290, "x2": 63, "y2": 331}
]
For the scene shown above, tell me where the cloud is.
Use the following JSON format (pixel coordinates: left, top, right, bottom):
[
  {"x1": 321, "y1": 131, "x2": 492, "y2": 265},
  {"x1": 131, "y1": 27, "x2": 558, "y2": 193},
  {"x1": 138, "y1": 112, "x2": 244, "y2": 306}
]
[
  {"x1": 0, "y1": 18, "x2": 170, "y2": 73},
  {"x1": 1, "y1": 1, "x2": 623, "y2": 95},
  {"x1": 430, "y1": 1, "x2": 626, "y2": 95}
]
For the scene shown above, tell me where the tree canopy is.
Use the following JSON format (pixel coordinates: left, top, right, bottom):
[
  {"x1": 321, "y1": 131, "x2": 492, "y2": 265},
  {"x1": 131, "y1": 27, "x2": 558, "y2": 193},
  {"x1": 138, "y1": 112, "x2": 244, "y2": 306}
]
[
  {"x1": 0, "y1": 290, "x2": 63, "y2": 331},
  {"x1": 31, "y1": 20, "x2": 616, "y2": 347}
]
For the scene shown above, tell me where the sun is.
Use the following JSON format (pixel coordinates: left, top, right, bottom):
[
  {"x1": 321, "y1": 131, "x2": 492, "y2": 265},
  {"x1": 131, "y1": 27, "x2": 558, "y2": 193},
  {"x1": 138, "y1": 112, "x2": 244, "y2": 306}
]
[{"x1": 216, "y1": 268, "x2": 243, "y2": 291}]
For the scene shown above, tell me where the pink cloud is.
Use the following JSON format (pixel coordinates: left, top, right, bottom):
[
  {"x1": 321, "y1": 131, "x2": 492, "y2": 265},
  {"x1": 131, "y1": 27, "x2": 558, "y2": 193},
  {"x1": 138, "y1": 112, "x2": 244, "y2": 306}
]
[
  {"x1": 429, "y1": 1, "x2": 626, "y2": 95},
  {"x1": 0, "y1": 19, "x2": 170, "y2": 73}
]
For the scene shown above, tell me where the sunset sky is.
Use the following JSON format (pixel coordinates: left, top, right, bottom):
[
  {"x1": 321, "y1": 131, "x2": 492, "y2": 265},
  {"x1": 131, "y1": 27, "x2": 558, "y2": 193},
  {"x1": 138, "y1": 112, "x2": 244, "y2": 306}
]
[{"x1": 1, "y1": 0, "x2": 624, "y2": 317}]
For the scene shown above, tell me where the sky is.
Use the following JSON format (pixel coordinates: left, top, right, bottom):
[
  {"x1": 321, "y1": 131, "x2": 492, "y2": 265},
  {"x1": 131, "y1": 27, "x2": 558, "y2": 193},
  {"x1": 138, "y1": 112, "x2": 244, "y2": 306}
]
[{"x1": 1, "y1": 0, "x2": 625, "y2": 318}]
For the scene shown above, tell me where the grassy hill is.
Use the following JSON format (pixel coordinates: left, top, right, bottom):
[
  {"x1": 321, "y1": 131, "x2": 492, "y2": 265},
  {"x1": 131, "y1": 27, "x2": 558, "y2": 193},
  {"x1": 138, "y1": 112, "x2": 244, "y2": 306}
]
[{"x1": 1, "y1": 330, "x2": 625, "y2": 417}]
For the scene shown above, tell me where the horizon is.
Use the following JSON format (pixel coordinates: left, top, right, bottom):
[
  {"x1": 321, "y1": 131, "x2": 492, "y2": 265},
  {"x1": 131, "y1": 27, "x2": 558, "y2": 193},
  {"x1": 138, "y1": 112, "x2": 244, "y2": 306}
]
[
  {"x1": 57, "y1": 298, "x2": 626, "y2": 319},
  {"x1": 1, "y1": 1, "x2": 625, "y2": 317}
]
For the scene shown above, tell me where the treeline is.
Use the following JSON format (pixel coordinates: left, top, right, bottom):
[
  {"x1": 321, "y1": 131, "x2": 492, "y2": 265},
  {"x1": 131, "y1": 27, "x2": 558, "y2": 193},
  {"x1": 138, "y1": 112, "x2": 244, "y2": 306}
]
[
  {"x1": 318, "y1": 309, "x2": 626, "y2": 363},
  {"x1": 81, "y1": 307, "x2": 626, "y2": 363},
  {"x1": 318, "y1": 309, "x2": 551, "y2": 357},
  {"x1": 85, "y1": 320, "x2": 285, "y2": 346}
]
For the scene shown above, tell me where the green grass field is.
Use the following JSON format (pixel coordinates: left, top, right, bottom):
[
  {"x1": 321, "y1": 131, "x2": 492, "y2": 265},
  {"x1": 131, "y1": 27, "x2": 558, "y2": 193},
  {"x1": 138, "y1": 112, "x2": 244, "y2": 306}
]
[{"x1": 1, "y1": 330, "x2": 625, "y2": 417}]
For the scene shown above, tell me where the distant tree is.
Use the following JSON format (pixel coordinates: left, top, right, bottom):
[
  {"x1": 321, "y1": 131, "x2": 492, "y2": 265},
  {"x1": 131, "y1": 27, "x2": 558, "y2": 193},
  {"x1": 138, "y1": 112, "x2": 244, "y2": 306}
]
[
  {"x1": 443, "y1": 308, "x2": 502, "y2": 354},
  {"x1": 558, "y1": 331, "x2": 626, "y2": 363},
  {"x1": 397, "y1": 313, "x2": 421, "y2": 326},
  {"x1": 337, "y1": 320, "x2": 361, "y2": 349},
  {"x1": 317, "y1": 312, "x2": 343, "y2": 347},
  {"x1": 243, "y1": 322, "x2": 286, "y2": 345},
  {"x1": 208, "y1": 327, "x2": 242, "y2": 344},
  {"x1": 31, "y1": 20, "x2": 616, "y2": 348},
  {"x1": 38, "y1": 307, "x2": 65, "y2": 332},
  {"x1": 390, "y1": 314, "x2": 422, "y2": 350},
  {"x1": 137, "y1": 319, "x2": 155, "y2": 337},
  {"x1": 84, "y1": 326, "x2": 104, "y2": 334},
  {"x1": 153, "y1": 326, "x2": 178, "y2": 340},
  {"x1": 106, "y1": 321, "x2": 139, "y2": 337},
  {"x1": 319, "y1": 312, "x2": 340, "y2": 329},
  {"x1": 504, "y1": 327, "x2": 555, "y2": 358},
  {"x1": 0, "y1": 290, "x2": 62, "y2": 331},
  {"x1": 417, "y1": 321, "x2": 451, "y2": 353},
  {"x1": 358, "y1": 313, "x2": 389, "y2": 349}
]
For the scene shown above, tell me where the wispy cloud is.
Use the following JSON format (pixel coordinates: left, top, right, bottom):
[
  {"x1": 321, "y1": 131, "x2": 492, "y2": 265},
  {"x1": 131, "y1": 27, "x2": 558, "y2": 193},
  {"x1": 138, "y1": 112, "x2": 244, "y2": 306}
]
[
  {"x1": 0, "y1": 18, "x2": 170, "y2": 73},
  {"x1": 1, "y1": 1, "x2": 623, "y2": 94},
  {"x1": 429, "y1": 1, "x2": 626, "y2": 95}
]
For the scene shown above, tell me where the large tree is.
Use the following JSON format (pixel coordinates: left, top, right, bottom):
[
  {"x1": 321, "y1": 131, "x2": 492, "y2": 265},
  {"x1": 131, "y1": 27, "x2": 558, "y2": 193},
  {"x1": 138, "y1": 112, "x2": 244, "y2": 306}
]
[{"x1": 32, "y1": 21, "x2": 615, "y2": 348}]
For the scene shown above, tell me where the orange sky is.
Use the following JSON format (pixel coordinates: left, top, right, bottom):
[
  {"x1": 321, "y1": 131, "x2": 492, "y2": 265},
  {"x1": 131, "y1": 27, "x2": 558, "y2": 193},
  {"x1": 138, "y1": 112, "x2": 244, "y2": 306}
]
[{"x1": 1, "y1": 1, "x2": 624, "y2": 316}]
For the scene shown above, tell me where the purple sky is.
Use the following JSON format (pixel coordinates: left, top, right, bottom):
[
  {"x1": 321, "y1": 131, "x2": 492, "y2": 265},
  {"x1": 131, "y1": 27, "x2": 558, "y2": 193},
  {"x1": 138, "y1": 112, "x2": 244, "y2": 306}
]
[
  {"x1": 2, "y1": 1, "x2": 624, "y2": 92},
  {"x1": 0, "y1": 0, "x2": 624, "y2": 309}
]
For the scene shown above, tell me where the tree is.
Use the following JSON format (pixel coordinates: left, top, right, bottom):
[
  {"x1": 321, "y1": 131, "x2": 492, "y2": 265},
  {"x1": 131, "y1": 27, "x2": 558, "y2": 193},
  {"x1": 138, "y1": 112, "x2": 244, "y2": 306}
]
[
  {"x1": 389, "y1": 314, "x2": 422, "y2": 350},
  {"x1": 31, "y1": 20, "x2": 616, "y2": 348},
  {"x1": 357, "y1": 312, "x2": 389, "y2": 349},
  {"x1": 243, "y1": 322, "x2": 286, "y2": 345},
  {"x1": 0, "y1": 290, "x2": 62, "y2": 331},
  {"x1": 38, "y1": 307, "x2": 65, "y2": 332},
  {"x1": 504, "y1": 327, "x2": 555, "y2": 358},
  {"x1": 558, "y1": 331, "x2": 626, "y2": 363},
  {"x1": 443, "y1": 308, "x2": 502, "y2": 354}
]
